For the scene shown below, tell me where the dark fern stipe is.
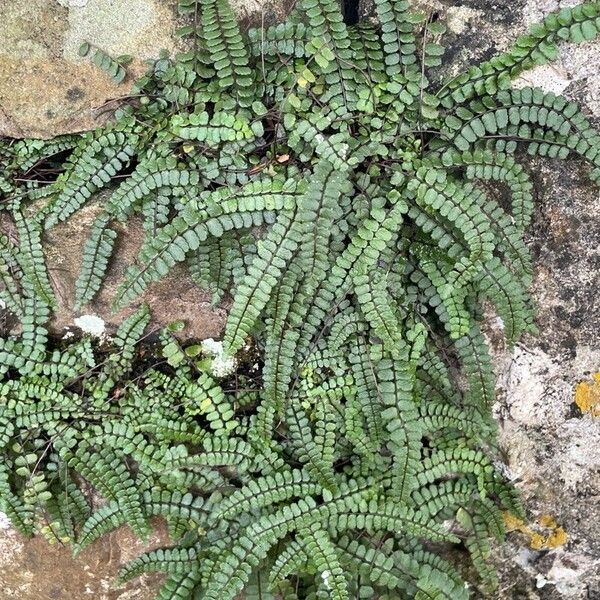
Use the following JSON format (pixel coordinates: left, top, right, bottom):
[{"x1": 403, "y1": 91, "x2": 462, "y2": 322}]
[{"x1": 0, "y1": 0, "x2": 599, "y2": 598}]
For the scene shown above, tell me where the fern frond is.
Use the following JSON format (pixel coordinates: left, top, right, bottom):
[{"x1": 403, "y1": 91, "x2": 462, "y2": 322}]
[
  {"x1": 297, "y1": 524, "x2": 349, "y2": 600},
  {"x1": 216, "y1": 468, "x2": 320, "y2": 520},
  {"x1": 43, "y1": 130, "x2": 137, "y2": 228},
  {"x1": 74, "y1": 212, "x2": 117, "y2": 309},
  {"x1": 118, "y1": 546, "x2": 199, "y2": 583},
  {"x1": 198, "y1": 0, "x2": 253, "y2": 105},
  {"x1": 373, "y1": 0, "x2": 418, "y2": 74},
  {"x1": 13, "y1": 209, "x2": 55, "y2": 307},
  {"x1": 438, "y1": 3, "x2": 600, "y2": 105}
]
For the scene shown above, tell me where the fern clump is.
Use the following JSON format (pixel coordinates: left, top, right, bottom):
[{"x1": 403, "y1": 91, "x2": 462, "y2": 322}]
[{"x1": 1, "y1": 0, "x2": 599, "y2": 598}]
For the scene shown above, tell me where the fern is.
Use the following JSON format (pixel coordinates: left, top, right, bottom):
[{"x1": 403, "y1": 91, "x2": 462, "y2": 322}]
[
  {"x1": 74, "y1": 213, "x2": 117, "y2": 309},
  {"x1": 117, "y1": 546, "x2": 199, "y2": 583},
  {"x1": 0, "y1": 1, "x2": 599, "y2": 599},
  {"x1": 297, "y1": 524, "x2": 349, "y2": 600},
  {"x1": 198, "y1": 0, "x2": 254, "y2": 106},
  {"x1": 79, "y1": 42, "x2": 131, "y2": 83},
  {"x1": 42, "y1": 129, "x2": 138, "y2": 228}
]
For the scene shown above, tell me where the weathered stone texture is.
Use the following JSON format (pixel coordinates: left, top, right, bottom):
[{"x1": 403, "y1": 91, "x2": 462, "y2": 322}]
[
  {"x1": 490, "y1": 158, "x2": 600, "y2": 599},
  {"x1": 0, "y1": 513, "x2": 169, "y2": 599},
  {"x1": 422, "y1": 1, "x2": 600, "y2": 598},
  {"x1": 0, "y1": 0, "x2": 294, "y2": 138},
  {"x1": 0, "y1": 1, "x2": 181, "y2": 139}
]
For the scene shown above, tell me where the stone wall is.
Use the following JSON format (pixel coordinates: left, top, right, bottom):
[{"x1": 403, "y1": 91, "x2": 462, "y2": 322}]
[
  {"x1": 420, "y1": 2, "x2": 600, "y2": 597},
  {"x1": 0, "y1": 1, "x2": 598, "y2": 599}
]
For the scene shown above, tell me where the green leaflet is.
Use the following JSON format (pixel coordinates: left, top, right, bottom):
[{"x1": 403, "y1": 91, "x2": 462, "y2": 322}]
[{"x1": 79, "y1": 42, "x2": 130, "y2": 83}]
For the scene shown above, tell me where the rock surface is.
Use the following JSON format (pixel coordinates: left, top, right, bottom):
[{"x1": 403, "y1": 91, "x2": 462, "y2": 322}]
[
  {"x1": 488, "y1": 156, "x2": 600, "y2": 600},
  {"x1": 0, "y1": 513, "x2": 169, "y2": 599},
  {"x1": 0, "y1": 1, "x2": 181, "y2": 138},
  {"x1": 42, "y1": 197, "x2": 229, "y2": 341},
  {"x1": 0, "y1": 0, "x2": 294, "y2": 139},
  {"x1": 423, "y1": 1, "x2": 600, "y2": 598},
  {"x1": 0, "y1": 0, "x2": 599, "y2": 599}
]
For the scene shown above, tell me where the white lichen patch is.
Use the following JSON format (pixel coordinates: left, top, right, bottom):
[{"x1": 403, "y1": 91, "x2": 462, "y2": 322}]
[
  {"x1": 201, "y1": 338, "x2": 225, "y2": 356},
  {"x1": 556, "y1": 419, "x2": 600, "y2": 491},
  {"x1": 73, "y1": 314, "x2": 105, "y2": 337},
  {"x1": 0, "y1": 516, "x2": 25, "y2": 571},
  {"x1": 531, "y1": 551, "x2": 600, "y2": 596},
  {"x1": 498, "y1": 345, "x2": 565, "y2": 428},
  {"x1": 494, "y1": 340, "x2": 600, "y2": 592},
  {"x1": 513, "y1": 63, "x2": 572, "y2": 96},
  {"x1": 201, "y1": 338, "x2": 237, "y2": 378},
  {"x1": 445, "y1": 6, "x2": 483, "y2": 35},
  {"x1": 0, "y1": 511, "x2": 11, "y2": 530},
  {"x1": 523, "y1": 0, "x2": 560, "y2": 25},
  {"x1": 228, "y1": 0, "x2": 267, "y2": 18}
]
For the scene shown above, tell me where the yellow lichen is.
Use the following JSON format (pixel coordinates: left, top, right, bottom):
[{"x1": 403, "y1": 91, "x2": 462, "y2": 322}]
[
  {"x1": 529, "y1": 532, "x2": 546, "y2": 550},
  {"x1": 546, "y1": 527, "x2": 568, "y2": 549},
  {"x1": 503, "y1": 512, "x2": 528, "y2": 533},
  {"x1": 574, "y1": 373, "x2": 600, "y2": 416},
  {"x1": 503, "y1": 512, "x2": 568, "y2": 550},
  {"x1": 538, "y1": 514, "x2": 557, "y2": 528}
]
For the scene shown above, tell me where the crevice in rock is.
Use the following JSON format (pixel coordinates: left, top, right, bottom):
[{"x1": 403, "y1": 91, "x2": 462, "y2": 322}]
[{"x1": 342, "y1": 0, "x2": 360, "y2": 25}]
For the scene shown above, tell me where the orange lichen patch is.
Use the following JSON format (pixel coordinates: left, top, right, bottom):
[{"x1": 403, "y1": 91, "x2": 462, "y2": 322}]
[
  {"x1": 503, "y1": 512, "x2": 568, "y2": 550},
  {"x1": 575, "y1": 373, "x2": 600, "y2": 416}
]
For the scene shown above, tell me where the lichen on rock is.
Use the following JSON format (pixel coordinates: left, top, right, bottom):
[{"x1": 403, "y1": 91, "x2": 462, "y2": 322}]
[{"x1": 574, "y1": 373, "x2": 600, "y2": 416}]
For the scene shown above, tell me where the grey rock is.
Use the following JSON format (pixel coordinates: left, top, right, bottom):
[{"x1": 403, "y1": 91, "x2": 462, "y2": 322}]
[
  {"x1": 0, "y1": 0, "x2": 181, "y2": 139},
  {"x1": 425, "y1": 1, "x2": 600, "y2": 597},
  {"x1": 0, "y1": 0, "x2": 294, "y2": 139}
]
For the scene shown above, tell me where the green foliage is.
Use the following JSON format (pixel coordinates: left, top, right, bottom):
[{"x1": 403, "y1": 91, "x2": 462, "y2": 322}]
[
  {"x1": 79, "y1": 41, "x2": 131, "y2": 83},
  {"x1": 0, "y1": 1, "x2": 598, "y2": 599},
  {"x1": 74, "y1": 213, "x2": 117, "y2": 310}
]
